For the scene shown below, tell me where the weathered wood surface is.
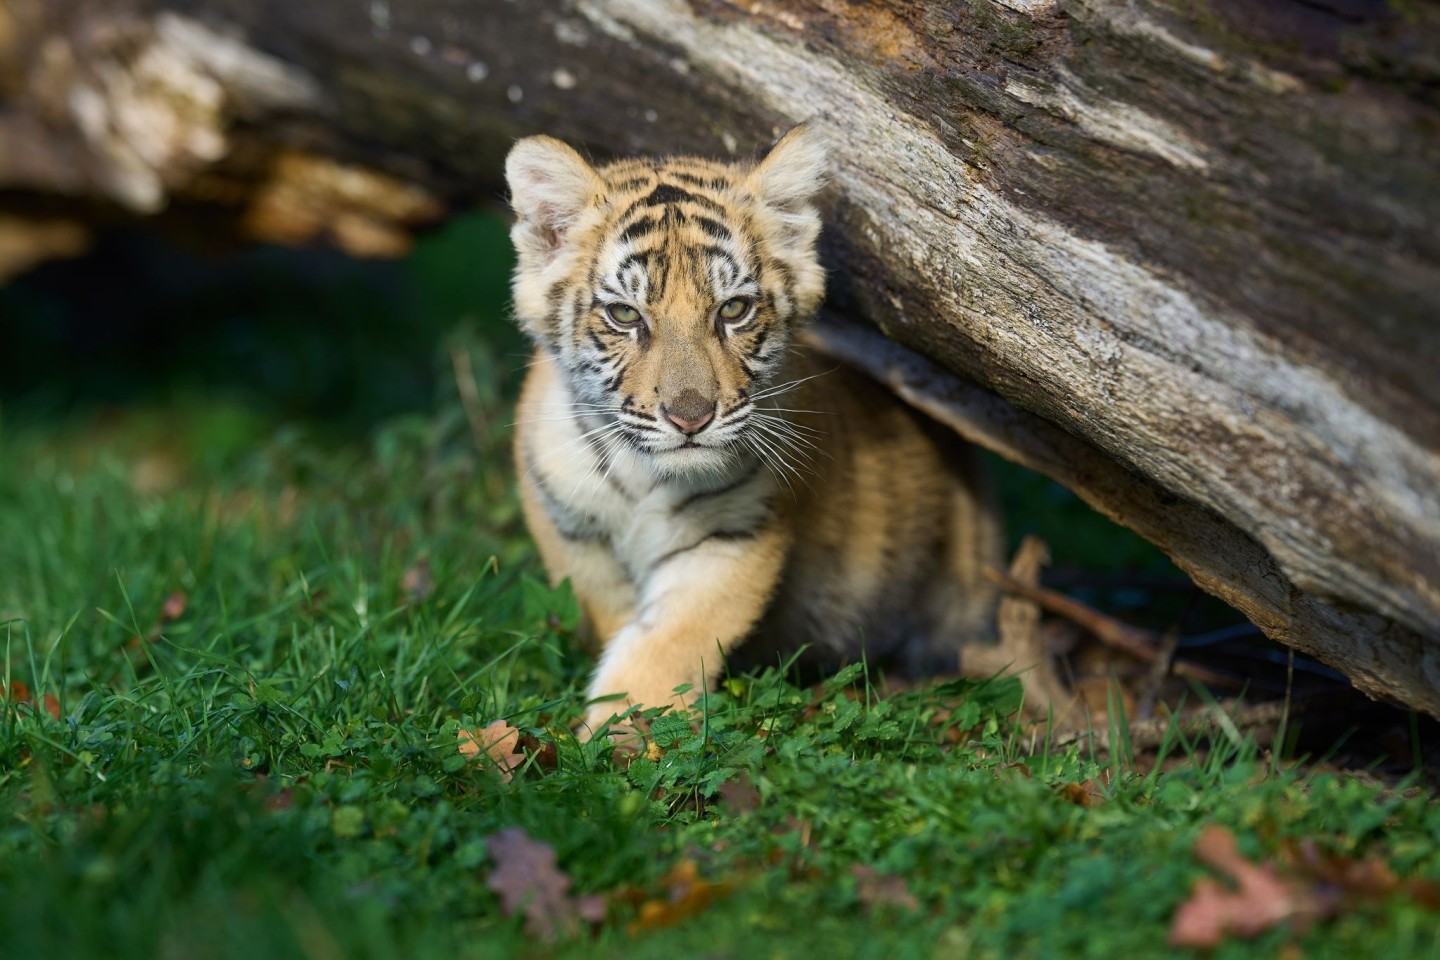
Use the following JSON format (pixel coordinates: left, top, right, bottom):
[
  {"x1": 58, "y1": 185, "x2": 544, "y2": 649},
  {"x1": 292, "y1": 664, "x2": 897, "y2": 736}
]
[{"x1": 3, "y1": 0, "x2": 1438, "y2": 712}]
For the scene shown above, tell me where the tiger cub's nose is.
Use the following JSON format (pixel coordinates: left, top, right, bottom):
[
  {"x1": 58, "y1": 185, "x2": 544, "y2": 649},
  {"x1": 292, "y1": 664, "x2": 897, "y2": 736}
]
[{"x1": 662, "y1": 389, "x2": 716, "y2": 435}]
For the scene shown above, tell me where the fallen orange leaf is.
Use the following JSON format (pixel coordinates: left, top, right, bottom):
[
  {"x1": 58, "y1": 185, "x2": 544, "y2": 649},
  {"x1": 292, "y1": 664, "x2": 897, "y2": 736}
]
[
  {"x1": 458, "y1": 719, "x2": 525, "y2": 782},
  {"x1": 1055, "y1": 779, "x2": 1105, "y2": 807},
  {"x1": 628, "y1": 860, "x2": 729, "y2": 933}
]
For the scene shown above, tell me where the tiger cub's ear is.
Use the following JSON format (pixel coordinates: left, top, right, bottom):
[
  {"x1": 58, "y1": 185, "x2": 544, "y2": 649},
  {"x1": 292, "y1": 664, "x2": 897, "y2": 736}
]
[
  {"x1": 746, "y1": 123, "x2": 829, "y2": 317},
  {"x1": 746, "y1": 123, "x2": 829, "y2": 213},
  {"x1": 505, "y1": 136, "x2": 603, "y2": 266}
]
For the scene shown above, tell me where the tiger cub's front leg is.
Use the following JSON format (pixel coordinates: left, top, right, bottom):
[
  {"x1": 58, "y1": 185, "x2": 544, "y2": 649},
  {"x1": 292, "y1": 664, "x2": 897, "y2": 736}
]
[
  {"x1": 515, "y1": 460, "x2": 637, "y2": 646},
  {"x1": 581, "y1": 523, "x2": 790, "y2": 736}
]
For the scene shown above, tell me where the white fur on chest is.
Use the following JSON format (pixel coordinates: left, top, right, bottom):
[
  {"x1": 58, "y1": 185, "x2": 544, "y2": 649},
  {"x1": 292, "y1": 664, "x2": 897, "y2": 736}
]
[{"x1": 523, "y1": 375, "x2": 774, "y2": 586}]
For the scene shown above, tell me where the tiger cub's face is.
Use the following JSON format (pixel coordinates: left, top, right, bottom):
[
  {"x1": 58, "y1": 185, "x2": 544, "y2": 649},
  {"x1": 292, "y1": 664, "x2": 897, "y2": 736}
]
[{"x1": 506, "y1": 127, "x2": 827, "y2": 478}]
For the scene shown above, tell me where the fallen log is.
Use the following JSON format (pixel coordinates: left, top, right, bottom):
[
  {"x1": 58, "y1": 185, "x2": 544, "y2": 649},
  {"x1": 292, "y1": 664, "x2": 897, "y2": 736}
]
[{"x1": 2, "y1": 0, "x2": 1436, "y2": 712}]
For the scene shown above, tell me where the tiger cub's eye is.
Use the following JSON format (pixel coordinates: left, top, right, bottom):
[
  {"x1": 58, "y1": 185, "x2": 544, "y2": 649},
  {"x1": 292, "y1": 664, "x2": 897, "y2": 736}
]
[
  {"x1": 606, "y1": 303, "x2": 643, "y2": 328},
  {"x1": 718, "y1": 297, "x2": 751, "y2": 322}
]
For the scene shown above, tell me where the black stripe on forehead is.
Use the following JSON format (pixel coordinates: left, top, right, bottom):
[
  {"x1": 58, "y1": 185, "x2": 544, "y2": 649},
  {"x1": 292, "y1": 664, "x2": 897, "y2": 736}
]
[
  {"x1": 697, "y1": 243, "x2": 740, "y2": 266},
  {"x1": 669, "y1": 171, "x2": 731, "y2": 191},
  {"x1": 644, "y1": 183, "x2": 696, "y2": 206},
  {"x1": 619, "y1": 216, "x2": 659, "y2": 244},
  {"x1": 621, "y1": 182, "x2": 725, "y2": 219},
  {"x1": 693, "y1": 215, "x2": 733, "y2": 242}
]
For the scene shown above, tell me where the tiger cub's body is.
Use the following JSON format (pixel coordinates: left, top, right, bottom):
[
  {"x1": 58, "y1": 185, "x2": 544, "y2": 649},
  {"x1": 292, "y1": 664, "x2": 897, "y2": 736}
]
[{"x1": 505, "y1": 127, "x2": 1001, "y2": 734}]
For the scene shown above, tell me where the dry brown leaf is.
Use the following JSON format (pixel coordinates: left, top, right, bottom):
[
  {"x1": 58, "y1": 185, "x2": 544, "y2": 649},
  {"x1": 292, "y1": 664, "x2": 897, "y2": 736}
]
[
  {"x1": 1173, "y1": 826, "x2": 1440, "y2": 949},
  {"x1": 1283, "y1": 838, "x2": 1440, "y2": 913},
  {"x1": 1170, "y1": 825, "x2": 1320, "y2": 948},
  {"x1": 718, "y1": 771, "x2": 761, "y2": 815},
  {"x1": 1406, "y1": 878, "x2": 1440, "y2": 911},
  {"x1": 160, "y1": 591, "x2": 187, "y2": 622},
  {"x1": 247, "y1": 773, "x2": 297, "y2": 813},
  {"x1": 486, "y1": 828, "x2": 597, "y2": 940},
  {"x1": 401, "y1": 560, "x2": 434, "y2": 603},
  {"x1": 851, "y1": 864, "x2": 920, "y2": 912},
  {"x1": 1171, "y1": 878, "x2": 1258, "y2": 948},
  {"x1": 458, "y1": 719, "x2": 524, "y2": 782},
  {"x1": 1055, "y1": 779, "x2": 1105, "y2": 807},
  {"x1": 4, "y1": 682, "x2": 60, "y2": 721},
  {"x1": 628, "y1": 860, "x2": 728, "y2": 933},
  {"x1": 994, "y1": 762, "x2": 1033, "y2": 782},
  {"x1": 265, "y1": 789, "x2": 295, "y2": 813},
  {"x1": 518, "y1": 732, "x2": 558, "y2": 771},
  {"x1": 1284, "y1": 838, "x2": 1399, "y2": 897},
  {"x1": 574, "y1": 893, "x2": 608, "y2": 923}
]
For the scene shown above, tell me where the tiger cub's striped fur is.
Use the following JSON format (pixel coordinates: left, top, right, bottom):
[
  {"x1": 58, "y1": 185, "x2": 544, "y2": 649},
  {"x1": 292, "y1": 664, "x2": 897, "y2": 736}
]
[{"x1": 505, "y1": 126, "x2": 1002, "y2": 735}]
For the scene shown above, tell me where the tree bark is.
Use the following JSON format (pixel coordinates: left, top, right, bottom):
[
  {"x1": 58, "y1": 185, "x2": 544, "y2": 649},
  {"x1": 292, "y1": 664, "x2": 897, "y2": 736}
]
[{"x1": 3, "y1": 0, "x2": 1438, "y2": 712}]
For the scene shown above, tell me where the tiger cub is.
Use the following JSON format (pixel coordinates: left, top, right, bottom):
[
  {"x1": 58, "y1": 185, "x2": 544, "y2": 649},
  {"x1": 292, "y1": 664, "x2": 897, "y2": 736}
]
[{"x1": 505, "y1": 125, "x2": 1002, "y2": 736}]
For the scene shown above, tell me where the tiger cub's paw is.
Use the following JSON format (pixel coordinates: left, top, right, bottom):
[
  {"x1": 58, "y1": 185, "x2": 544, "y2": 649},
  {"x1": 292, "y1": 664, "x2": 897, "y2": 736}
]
[
  {"x1": 575, "y1": 713, "x2": 649, "y2": 755},
  {"x1": 579, "y1": 665, "x2": 699, "y2": 744}
]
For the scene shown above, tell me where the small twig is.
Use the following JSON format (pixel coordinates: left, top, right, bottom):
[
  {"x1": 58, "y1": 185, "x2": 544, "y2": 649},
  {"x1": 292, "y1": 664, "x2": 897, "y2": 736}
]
[
  {"x1": 982, "y1": 567, "x2": 1240, "y2": 688},
  {"x1": 1277, "y1": 644, "x2": 1296, "y2": 762},
  {"x1": 967, "y1": 537, "x2": 1081, "y2": 725},
  {"x1": 1136, "y1": 625, "x2": 1181, "y2": 720},
  {"x1": 451, "y1": 342, "x2": 490, "y2": 452},
  {"x1": 985, "y1": 568, "x2": 1155, "y2": 657},
  {"x1": 1041, "y1": 569, "x2": 1197, "y2": 592},
  {"x1": 1137, "y1": 590, "x2": 1202, "y2": 719}
]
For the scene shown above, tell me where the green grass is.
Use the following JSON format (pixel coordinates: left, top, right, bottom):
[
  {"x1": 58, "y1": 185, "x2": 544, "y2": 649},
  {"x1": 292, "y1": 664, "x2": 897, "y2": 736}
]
[
  {"x1": 4, "y1": 383, "x2": 1440, "y2": 958},
  {"x1": 2, "y1": 217, "x2": 1438, "y2": 957}
]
